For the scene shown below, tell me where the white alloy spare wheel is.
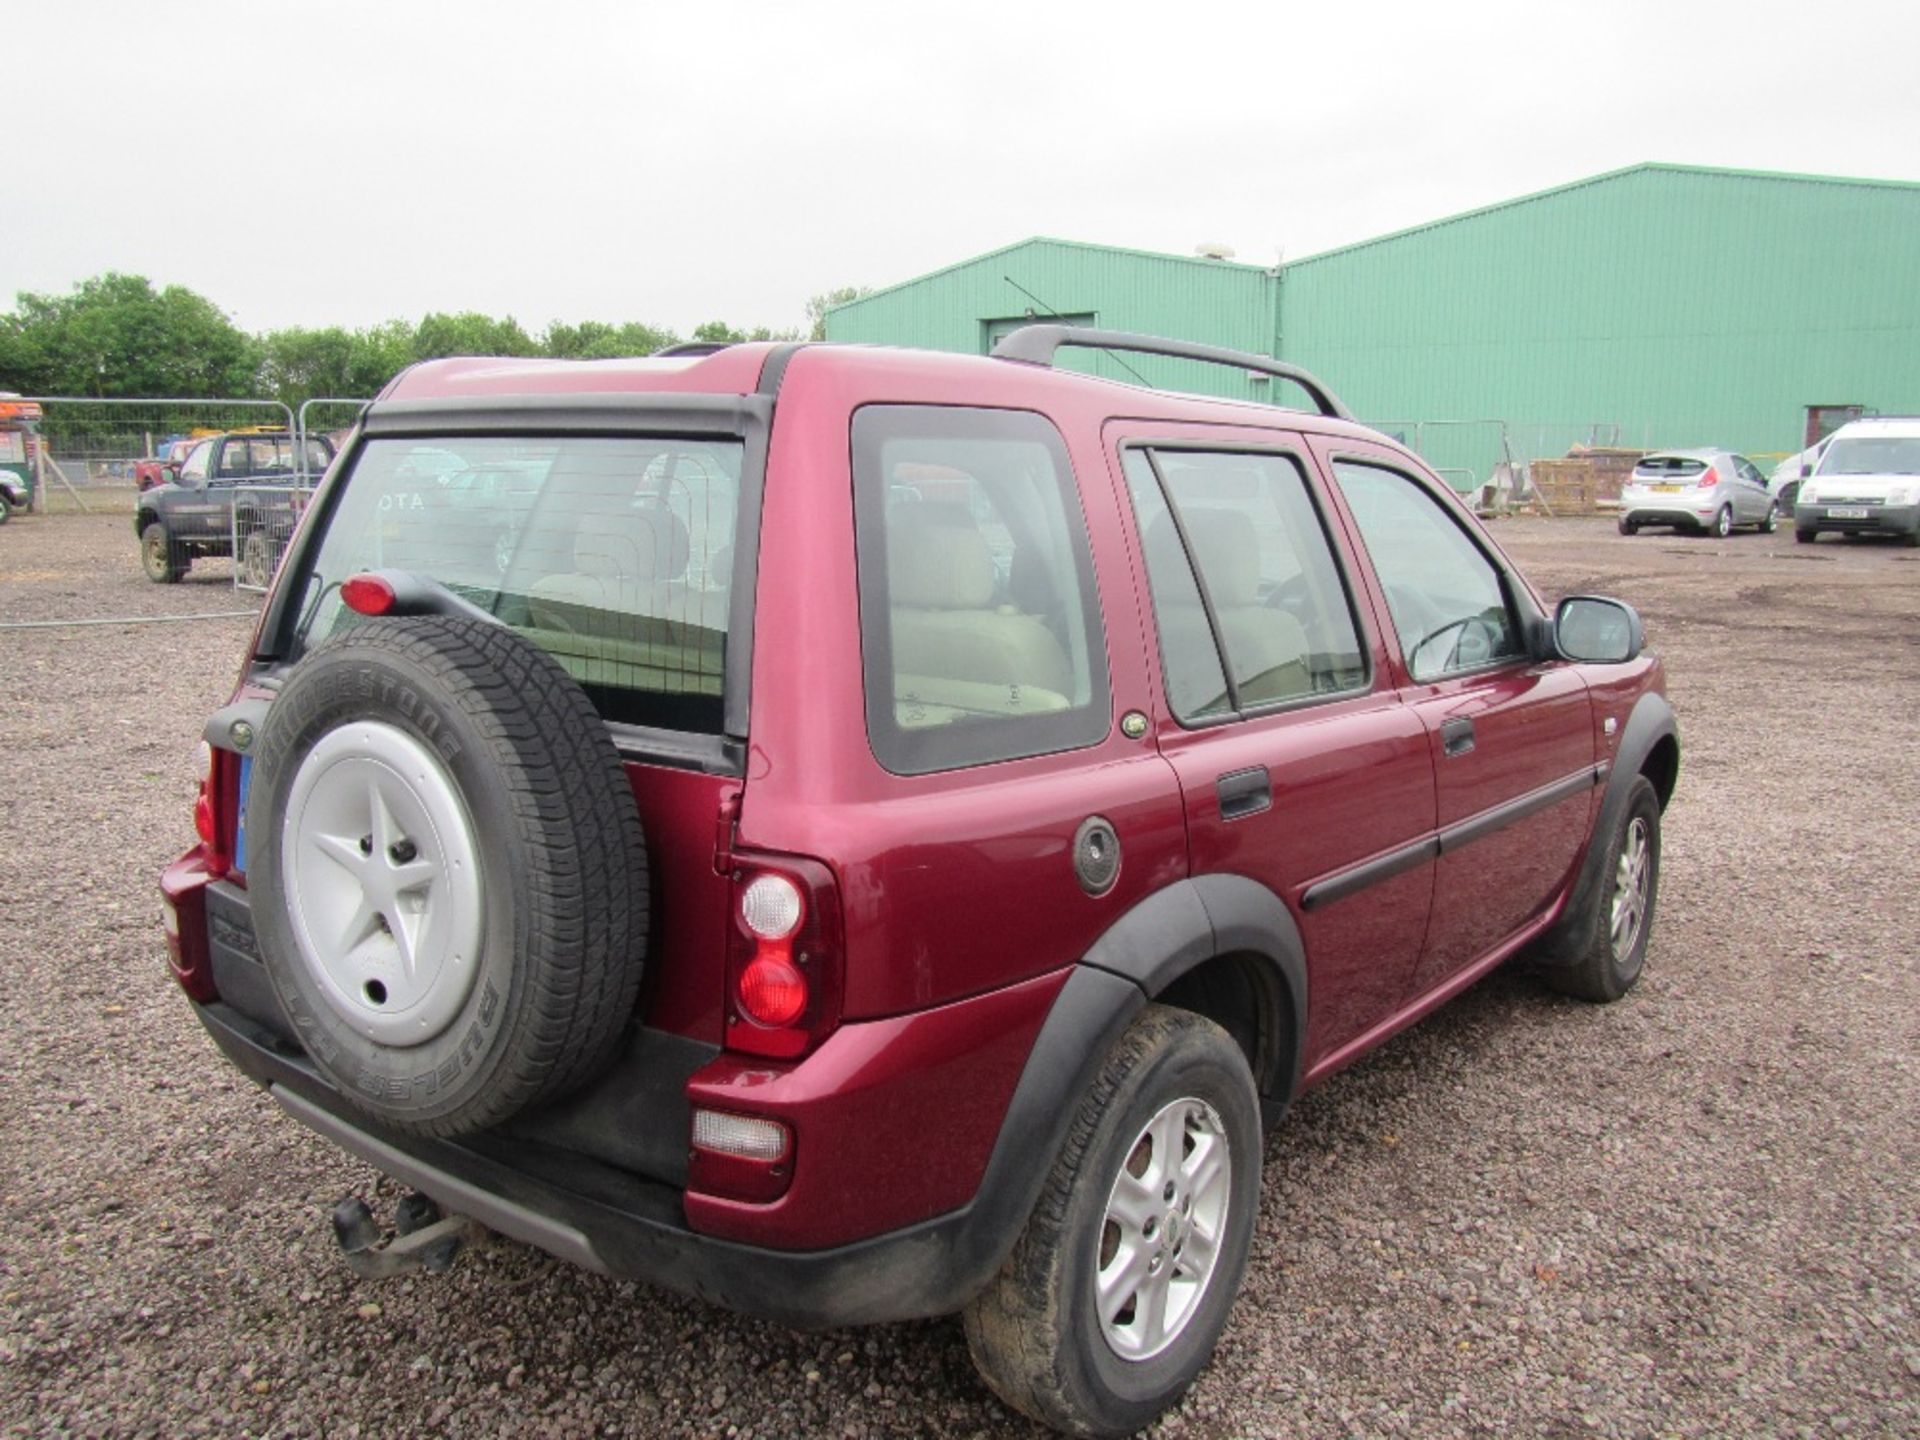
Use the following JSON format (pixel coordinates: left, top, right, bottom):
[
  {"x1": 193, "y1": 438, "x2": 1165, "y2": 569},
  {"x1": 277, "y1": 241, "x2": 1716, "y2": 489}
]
[{"x1": 248, "y1": 615, "x2": 650, "y2": 1137}]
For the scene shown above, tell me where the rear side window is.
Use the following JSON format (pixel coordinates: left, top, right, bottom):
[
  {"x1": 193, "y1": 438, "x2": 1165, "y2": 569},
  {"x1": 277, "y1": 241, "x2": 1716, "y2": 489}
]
[
  {"x1": 853, "y1": 405, "x2": 1109, "y2": 775},
  {"x1": 1121, "y1": 448, "x2": 1367, "y2": 723},
  {"x1": 291, "y1": 435, "x2": 742, "y2": 732}
]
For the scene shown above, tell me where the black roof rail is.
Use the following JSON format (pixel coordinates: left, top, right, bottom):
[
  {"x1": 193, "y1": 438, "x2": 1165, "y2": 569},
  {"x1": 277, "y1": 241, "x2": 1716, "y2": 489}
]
[
  {"x1": 652, "y1": 341, "x2": 733, "y2": 358},
  {"x1": 989, "y1": 324, "x2": 1352, "y2": 420}
]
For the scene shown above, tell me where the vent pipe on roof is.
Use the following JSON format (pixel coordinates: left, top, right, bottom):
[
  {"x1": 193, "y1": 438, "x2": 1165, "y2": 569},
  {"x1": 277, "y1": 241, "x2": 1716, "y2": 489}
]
[{"x1": 1194, "y1": 242, "x2": 1236, "y2": 261}]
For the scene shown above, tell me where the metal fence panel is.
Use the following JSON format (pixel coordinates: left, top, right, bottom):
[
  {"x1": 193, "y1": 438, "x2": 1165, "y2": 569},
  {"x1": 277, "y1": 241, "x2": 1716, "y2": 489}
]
[
  {"x1": 20, "y1": 397, "x2": 295, "y2": 513},
  {"x1": 231, "y1": 485, "x2": 315, "y2": 592}
]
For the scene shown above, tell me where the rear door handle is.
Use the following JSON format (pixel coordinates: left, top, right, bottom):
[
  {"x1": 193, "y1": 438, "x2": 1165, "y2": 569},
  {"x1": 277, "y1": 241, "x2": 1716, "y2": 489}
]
[
  {"x1": 1216, "y1": 766, "x2": 1272, "y2": 820},
  {"x1": 1440, "y1": 716, "x2": 1476, "y2": 757}
]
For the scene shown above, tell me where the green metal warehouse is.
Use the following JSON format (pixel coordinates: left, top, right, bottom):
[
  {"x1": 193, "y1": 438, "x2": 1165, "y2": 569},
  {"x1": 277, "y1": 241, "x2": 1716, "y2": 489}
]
[{"x1": 825, "y1": 163, "x2": 1920, "y2": 485}]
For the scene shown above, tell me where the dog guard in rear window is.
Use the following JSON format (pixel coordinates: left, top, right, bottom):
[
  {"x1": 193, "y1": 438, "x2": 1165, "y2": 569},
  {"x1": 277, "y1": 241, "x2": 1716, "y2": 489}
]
[{"x1": 287, "y1": 436, "x2": 744, "y2": 733}]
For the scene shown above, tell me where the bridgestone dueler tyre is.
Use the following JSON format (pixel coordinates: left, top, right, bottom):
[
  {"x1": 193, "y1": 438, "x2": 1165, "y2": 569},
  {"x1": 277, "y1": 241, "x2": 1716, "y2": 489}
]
[
  {"x1": 963, "y1": 1005, "x2": 1260, "y2": 1438},
  {"x1": 249, "y1": 616, "x2": 649, "y2": 1137}
]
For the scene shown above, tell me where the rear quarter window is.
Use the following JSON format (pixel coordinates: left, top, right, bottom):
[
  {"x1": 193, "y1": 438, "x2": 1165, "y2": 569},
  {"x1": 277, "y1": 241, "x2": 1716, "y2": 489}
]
[{"x1": 852, "y1": 405, "x2": 1110, "y2": 775}]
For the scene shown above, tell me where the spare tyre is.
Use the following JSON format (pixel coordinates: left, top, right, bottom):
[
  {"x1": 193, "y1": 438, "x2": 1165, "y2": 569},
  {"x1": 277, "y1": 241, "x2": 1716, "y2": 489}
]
[{"x1": 248, "y1": 615, "x2": 649, "y2": 1137}]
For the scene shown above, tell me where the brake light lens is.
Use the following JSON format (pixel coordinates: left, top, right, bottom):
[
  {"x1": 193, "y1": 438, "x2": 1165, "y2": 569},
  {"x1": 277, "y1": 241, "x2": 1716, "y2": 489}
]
[
  {"x1": 726, "y1": 856, "x2": 842, "y2": 1059},
  {"x1": 195, "y1": 742, "x2": 236, "y2": 880},
  {"x1": 341, "y1": 573, "x2": 396, "y2": 615},
  {"x1": 1697, "y1": 467, "x2": 1720, "y2": 488}
]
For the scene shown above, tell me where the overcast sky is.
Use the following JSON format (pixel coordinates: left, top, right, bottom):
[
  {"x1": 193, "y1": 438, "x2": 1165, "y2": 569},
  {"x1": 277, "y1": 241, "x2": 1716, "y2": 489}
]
[{"x1": 8, "y1": 0, "x2": 1918, "y2": 338}]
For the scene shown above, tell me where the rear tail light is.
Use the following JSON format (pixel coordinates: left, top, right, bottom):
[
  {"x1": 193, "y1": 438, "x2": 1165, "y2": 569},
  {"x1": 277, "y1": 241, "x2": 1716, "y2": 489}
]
[
  {"x1": 195, "y1": 742, "x2": 238, "y2": 880},
  {"x1": 1697, "y1": 467, "x2": 1720, "y2": 488},
  {"x1": 160, "y1": 856, "x2": 217, "y2": 1002},
  {"x1": 725, "y1": 855, "x2": 842, "y2": 1059},
  {"x1": 689, "y1": 1108, "x2": 793, "y2": 1203}
]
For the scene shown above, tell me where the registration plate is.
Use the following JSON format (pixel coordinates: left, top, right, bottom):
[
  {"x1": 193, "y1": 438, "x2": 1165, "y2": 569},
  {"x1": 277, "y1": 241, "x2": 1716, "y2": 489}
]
[
  {"x1": 1829, "y1": 506, "x2": 1870, "y2": 519},
  {"x1": 1651, "y1": 484, "x2": 1682, "y2": 493}
]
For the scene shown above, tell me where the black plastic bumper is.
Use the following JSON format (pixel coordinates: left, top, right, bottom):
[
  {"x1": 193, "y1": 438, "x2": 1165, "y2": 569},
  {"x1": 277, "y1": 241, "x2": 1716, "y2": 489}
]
[{"x1": 193, "y1": 956, "x2": 1145, "y2": 1330}]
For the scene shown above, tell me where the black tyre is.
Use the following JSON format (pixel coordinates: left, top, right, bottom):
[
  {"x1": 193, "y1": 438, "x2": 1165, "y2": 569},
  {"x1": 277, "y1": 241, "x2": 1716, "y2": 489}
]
[
  {"x1": 1761, "y1": 503, "x2": 1778, "y2": 534},
  {"x1": 0, "y1": 495, "x2": 9, "y2": 525},
  {"x1": 1711, "y1": 505, "x2": 1732, "y2": 539},
  {"x1": 248, "y1": 616, "x2": 649, "y2": 1137},
  {"x1": 141, "y1": 521, "x2": 185, "y2": 583},
  {"x1": 1795, "y1": 527, "x2": 1818, "y2": 544},
  {"x1": 1616, "y1": 516, "x2": 1639, "y2": 536},
  {"x1": 1544, "y1": 775, "x2": 1660, "y2": 1003},
  {"x1": 963, "y1": 1005, "x2": 1260, "y2": 1438}
]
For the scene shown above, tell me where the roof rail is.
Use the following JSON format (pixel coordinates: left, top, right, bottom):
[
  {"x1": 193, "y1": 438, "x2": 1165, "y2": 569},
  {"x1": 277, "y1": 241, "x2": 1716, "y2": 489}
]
[
  {"x1": 989, "y1": 324, "x2": 1352, "y2": 420},
  {"x1": 653, "y1": 341, "x2": 733, "y2": 358}
]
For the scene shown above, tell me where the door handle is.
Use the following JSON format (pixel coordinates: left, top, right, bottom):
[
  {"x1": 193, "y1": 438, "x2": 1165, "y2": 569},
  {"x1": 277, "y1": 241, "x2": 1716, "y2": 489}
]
[
  {"x1": 1216, "y1": 766, "x2": 1272, "y2": 820},
  {"x1": 1440, "y1": 716, "x2": 1476, "y2": 757}
]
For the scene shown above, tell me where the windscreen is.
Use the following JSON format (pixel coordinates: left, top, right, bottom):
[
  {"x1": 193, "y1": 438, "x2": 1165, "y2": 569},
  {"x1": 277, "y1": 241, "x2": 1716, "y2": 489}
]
[
  {"x1": 288, "y1": 435, "x2": 744, "y2": 732},
  {"x1": 1818, "y1": 436, "x2": 1920, "y2": 476}
]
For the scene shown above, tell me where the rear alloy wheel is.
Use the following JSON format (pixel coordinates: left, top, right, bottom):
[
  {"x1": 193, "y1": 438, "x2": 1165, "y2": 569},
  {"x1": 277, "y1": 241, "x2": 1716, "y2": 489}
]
[
  {"x1": 141, "y1": 521, "x2": 185, "y2": 583},
  {"x1": 1712, "y1": 505, "x2": 1733, "y2": 539},
  {"x1": 1617, "y1": 515, "x2": 1639, "y2": 536},
  {"x1": 964, "y1": 1005, "x2": 1260, "y2": 1438},
  {"x1": 1761, "y1": 502, "x2": 1778, "y2": 534}
]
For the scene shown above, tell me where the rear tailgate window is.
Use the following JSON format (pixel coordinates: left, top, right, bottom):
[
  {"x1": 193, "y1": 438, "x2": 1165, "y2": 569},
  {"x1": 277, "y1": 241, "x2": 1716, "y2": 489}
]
[
  {"x1": 1634, "y1": 456, "x2": 1708, "y2": 480},
  {"x1": 288, "y1": 435, "x2": 743, "y2": 732}
]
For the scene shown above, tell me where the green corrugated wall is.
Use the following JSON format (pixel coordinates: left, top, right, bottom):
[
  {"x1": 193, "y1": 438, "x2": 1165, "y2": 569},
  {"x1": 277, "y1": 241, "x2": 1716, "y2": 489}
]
[
  {"x1": 1280, "y1": 164, "x2": 1920, "y2": 460},
  {"x1": 825, "y1": 165, "x2": 1920, "y2": 476},
  {"x1": 827, "y1": 239, "x2": 1282, "y2": 403}
]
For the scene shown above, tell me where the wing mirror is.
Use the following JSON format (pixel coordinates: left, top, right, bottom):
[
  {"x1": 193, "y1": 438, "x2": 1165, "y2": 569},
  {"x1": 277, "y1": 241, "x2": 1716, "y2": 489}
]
[{"x1": 1555, "y1": 596, "x2": 1643, "y2": 664}]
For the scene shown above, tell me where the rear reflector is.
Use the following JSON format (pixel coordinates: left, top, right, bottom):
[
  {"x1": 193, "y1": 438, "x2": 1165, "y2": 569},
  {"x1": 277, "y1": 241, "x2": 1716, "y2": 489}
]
[{"x1": 688, "y1": 1109, "x2": 794, "y2": 1203}]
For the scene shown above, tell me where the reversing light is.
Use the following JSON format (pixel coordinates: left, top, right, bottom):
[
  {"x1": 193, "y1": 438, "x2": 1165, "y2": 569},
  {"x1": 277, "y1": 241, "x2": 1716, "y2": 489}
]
[
  {"x1": 740, "y1": 874, "x2": 803, "y2": 939},
  {"x1": 340, "y1": 573, "x2": 397, "y2": 616},
  {"x1": 691, "y1": 1109, "x2": 790, "y2": 1163}
]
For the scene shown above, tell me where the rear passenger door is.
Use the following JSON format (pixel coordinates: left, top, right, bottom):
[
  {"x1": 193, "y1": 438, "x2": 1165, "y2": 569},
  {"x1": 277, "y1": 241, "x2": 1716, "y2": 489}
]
[
  {"x1": 1321, "y1": 445, "x2": 1596, "y2": 997},
  {"x1": 1110, "y1": 425, "x2": 1438, "y2": 1071}
]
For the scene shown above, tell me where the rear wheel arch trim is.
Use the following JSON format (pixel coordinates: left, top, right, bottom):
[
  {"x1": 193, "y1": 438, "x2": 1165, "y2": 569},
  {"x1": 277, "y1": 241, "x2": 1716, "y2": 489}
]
[{"x1": 1080, "y1": 874, "x2": 1308, "y2": 1105}]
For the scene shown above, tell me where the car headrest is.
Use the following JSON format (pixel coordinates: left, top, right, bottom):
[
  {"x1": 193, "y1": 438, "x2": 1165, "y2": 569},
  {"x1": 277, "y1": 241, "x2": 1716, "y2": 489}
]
[
  {"x1": 1176, "y1": 508, "x2": 1262, "y2": 607},
  {"x1": 575, "y1": 504, "x2": 691, "y2": 583},
  {"x1": 887, "y1": 502, "x2": 997, "y2": 610}
]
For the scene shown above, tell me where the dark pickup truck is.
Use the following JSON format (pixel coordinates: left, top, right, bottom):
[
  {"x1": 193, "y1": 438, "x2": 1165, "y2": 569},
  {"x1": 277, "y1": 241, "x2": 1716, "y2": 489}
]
[{"x1": 135, "y1": 430, "x2": 334, "y2": 583}]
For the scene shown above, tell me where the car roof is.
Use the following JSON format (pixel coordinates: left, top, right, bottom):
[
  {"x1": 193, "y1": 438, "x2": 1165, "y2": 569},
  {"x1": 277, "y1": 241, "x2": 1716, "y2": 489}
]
[
  {"x1": 1638, "y1": 448, "x2": 1727, "y2": 461},
  {"x1": 1831, "y1": 416, "x2": 1920, "y2": 439},
  {"x1": 375, "y1": 341, "x2": 1387, "y2": 446}
]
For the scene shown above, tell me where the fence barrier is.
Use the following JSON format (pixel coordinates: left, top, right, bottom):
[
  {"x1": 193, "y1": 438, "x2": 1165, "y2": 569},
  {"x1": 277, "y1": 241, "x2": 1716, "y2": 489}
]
[{"x1": 232, "y1": 485, "x2": 316, "y2": 593}]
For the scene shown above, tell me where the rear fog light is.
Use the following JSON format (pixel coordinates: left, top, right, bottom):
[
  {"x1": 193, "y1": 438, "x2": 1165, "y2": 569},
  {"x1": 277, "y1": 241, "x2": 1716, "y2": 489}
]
[{"x1": 689, "y1": 1109, "x2": 794, "y2": 1204}]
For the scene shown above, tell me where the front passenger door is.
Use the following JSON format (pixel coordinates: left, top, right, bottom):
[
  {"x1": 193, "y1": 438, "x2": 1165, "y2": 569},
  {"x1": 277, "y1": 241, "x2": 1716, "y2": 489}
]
[{"x1": 1327, "y1": 454, "x2": 1596, "y2": 999}]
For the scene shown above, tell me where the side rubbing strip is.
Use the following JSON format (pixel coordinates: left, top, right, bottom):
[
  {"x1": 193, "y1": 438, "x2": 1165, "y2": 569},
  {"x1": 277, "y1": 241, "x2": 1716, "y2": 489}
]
[
  {"x1": 1436, "y1": 769, "x2": 1598, "y2": 856},
  {"x1": 1301, "y1": 836, "x2": 1439, "y2": 913}
]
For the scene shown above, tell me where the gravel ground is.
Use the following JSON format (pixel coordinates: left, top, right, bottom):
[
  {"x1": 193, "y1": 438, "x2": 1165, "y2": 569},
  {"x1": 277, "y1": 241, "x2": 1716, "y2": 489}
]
[{"x1": 1, "y1": 512, "x2": 1915, "y2": 1439}]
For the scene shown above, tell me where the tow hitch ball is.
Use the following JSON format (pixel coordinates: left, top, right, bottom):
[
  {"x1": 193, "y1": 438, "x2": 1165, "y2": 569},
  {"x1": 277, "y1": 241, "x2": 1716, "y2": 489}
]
[{"x1": 330, "y1": 1192, "x2": 480, "y2": 1279}]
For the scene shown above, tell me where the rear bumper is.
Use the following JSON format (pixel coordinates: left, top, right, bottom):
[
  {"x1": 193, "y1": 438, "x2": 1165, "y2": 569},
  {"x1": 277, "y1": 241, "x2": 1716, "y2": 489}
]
[
  {"x1": 1619, "y1": 503, "x2": 1715, "y2": 529},
  {"x1": 1795, "y1": 501, "x2": 1920, "y2": 535},
  {"x1": 193, "y1": 958, "x2": 1139, "y2": 1328}
]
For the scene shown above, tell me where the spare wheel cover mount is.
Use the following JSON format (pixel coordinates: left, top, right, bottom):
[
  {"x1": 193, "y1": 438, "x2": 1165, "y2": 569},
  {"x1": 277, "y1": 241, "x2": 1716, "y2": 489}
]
[{"x1": 282, "y1": 719, "x2": 485, "y2": 1047}]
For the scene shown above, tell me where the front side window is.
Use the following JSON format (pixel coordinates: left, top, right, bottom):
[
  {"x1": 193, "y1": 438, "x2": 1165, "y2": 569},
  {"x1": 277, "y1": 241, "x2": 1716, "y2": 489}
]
[
  {"x1": 290, "y1": 434, "x2": 742, "y2": 732},
  {"x1": 1333, "y1": 461, "x2": 1524, "y2": 683},
  {"x1": 179, "y1": 440, "x2": 212, "y2": 483},
  {"x1": 853, "y1": 406, "x2": 1108, "y2": 775},
  {"x1": 1122, "y1": 447, "x2": 1366, "y2": 723}
]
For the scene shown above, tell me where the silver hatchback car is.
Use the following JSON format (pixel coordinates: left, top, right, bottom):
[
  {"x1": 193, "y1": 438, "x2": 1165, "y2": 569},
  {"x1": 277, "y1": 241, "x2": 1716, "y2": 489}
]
[{"x1": 1617, "y1": 449, "x2": 1777, "y2": 537}]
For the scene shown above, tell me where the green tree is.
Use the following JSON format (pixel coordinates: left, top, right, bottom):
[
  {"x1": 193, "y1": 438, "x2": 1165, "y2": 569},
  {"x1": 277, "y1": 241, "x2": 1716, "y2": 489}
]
[
  {"x1": 412, "y1": 311, "x2": 538, "y2": 360},
  {"x1": 0, "y1": 273, "x2": 256, "y2": 397},
  {"x1": 691, "y1": 320, "x2": 804, "y2": 345},
  {"x1": 545, "y1": 319, "x2": 679, "y2": 359},
  {"x1": 806, "y1": 285, "x2": 873, "y2": 341}
]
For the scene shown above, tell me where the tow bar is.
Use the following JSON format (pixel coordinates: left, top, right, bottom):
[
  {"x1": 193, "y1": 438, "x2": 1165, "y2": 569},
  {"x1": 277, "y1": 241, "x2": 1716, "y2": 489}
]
[{"x1": 330, "y1": 1192, "x2": 484, "y2": 1279}]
